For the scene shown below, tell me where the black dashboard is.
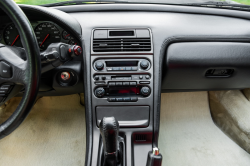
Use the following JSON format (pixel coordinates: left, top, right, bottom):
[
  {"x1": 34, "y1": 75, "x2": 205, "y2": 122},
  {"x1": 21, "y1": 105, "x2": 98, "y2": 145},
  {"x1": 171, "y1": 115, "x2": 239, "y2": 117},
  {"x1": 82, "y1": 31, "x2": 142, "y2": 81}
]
[{"x1": 2, "y1": 3, "x2": 250, "y2": 166}]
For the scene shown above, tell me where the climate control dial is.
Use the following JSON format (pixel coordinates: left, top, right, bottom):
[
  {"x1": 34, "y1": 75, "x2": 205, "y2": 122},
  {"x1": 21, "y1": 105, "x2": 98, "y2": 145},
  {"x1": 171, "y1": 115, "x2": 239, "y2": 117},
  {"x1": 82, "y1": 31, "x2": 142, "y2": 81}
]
[
  {"x1": 95, "y1": 87, "x2": 105, "y2": 98},
  {"x1": 140, "y1": 86, "x2": 151, "y2": 97}
]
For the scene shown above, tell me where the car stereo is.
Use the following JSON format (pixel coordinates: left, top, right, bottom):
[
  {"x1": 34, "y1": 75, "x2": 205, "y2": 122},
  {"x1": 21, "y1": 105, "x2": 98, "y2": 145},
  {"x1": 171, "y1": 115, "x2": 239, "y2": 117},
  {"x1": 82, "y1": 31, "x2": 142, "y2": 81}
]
[
  {"x1": 92, "y1": 58, "x2": 152, "y2": 102},
  {"x1": 93, "y1": 59, "x2": 151, "y2": 71}
]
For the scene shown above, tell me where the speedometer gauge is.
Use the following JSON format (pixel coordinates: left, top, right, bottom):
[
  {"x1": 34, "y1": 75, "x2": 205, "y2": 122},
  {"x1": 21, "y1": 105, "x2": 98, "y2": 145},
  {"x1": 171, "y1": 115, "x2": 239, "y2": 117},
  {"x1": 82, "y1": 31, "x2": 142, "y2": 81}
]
[
  {"x1": 35, "y1": 22, "x2": 60, "y2": 50},
  {"x1": 4, "y1": 23, "x2": 22, "y2": 47}
]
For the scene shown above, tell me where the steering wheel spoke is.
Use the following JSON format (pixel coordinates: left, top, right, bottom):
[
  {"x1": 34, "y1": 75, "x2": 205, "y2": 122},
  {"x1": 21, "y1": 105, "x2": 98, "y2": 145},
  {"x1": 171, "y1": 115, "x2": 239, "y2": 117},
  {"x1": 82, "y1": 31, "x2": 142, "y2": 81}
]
[{"x1": 0, "y1": 44, "x2": 28, "y2": 85}]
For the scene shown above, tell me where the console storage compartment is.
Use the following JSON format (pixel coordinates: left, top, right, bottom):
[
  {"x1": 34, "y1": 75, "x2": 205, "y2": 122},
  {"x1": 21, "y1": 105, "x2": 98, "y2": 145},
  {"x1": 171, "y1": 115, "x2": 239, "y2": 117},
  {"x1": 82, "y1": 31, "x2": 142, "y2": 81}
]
[{"x1": 96, "y1": 106, "x2": 149, "y2": 127}]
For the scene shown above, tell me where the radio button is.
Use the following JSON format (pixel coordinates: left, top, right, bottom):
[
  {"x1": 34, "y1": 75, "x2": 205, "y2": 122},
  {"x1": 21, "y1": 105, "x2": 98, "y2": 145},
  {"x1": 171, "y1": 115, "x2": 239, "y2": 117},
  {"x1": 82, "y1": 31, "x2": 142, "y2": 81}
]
[
  {"x1": 123, "y1": 97, "x2": 131, "y2": 102},
  {"x1": 146, "y1": 75, "x2": 150, "y2": 79},
  {"x1": 140, "y1": 60, "x2": 149, "y2": 70},
  {"x1": 102, "y1": 76, "x2": 106, "y2": 80},
  {"x1": 131, "y1": 97, "x2": 138, "y2": 102},
  {"x1": 95, "y1": 61, "x2": 104, "y2": 70},
  {"x1": 116, "y1": 98, "x2": 123, "y2": 102},
  {"x1": 108, "y1": 98, "x2": 116, "y2": 102},
  {"x1": 109, "y1": 82, "x2": 116, "y2": 86},
  {"x1": 130, "y1": 82, "x2": 137, "y2": 86},
  {"x1": 126, "y1": 67, "x2": 132, "y2": 71},
  {"x1": 106, "y1": 76, "x2": 111, "y2": 80},
  {"x1": 95, "y1": 82, "x2": 106, "y2": 85},
  {"x1": 113, "y1": 67, "x2": 120, "y2": 71},
  {"x1": 132, "y1": 67, "x2": 138, "y2": 71},
  {"x1": 107, "y1": 67, "x2": 112, "y2": 71},
  {"x1": 94, "y1": 76, "x2": 99, "y2": 80},
  {"x1": 139, "y1": 75, "x2": 143, "y2": 79},
  {"x1": 132, "y1": 75, "x2": 139, "y2": 80},
  {"x1": 123, "y1": 82, "x2": 129, "y2": 86},
  {"x1": 116, "y1": 82, "x2": 122, "y2": 86},
  {"x1": 140, "y1": 81, "x2": 150, "y2": 84},
  {"x1": 120, "y1": 67, "x2": 126, "y2": 71}
]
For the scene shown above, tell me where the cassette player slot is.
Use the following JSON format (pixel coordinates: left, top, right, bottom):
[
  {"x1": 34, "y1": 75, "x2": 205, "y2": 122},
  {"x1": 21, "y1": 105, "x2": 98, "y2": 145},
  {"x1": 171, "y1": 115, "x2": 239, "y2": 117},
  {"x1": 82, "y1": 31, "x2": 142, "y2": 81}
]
[{"x1": 111, "y1": 76, "x2": 132, "y2": 80}]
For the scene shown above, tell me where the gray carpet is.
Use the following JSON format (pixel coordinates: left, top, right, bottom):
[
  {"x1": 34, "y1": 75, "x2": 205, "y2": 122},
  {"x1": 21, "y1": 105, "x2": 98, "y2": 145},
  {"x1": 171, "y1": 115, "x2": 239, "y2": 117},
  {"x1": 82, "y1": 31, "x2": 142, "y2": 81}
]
[
  {"x1": 0, "y1": 94, "x2": 86, "y2": 166},
  {"x1": 159, "y1": 92, "x2": 250, "y2": 166}
]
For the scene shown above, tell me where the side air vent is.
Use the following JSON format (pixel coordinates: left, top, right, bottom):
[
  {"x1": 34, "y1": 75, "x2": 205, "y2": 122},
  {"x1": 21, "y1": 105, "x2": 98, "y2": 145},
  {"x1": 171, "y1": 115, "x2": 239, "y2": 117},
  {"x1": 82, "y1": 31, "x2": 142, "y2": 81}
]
[{"x1": 93, "y1": 38, "x2": 151, "y2": 52}]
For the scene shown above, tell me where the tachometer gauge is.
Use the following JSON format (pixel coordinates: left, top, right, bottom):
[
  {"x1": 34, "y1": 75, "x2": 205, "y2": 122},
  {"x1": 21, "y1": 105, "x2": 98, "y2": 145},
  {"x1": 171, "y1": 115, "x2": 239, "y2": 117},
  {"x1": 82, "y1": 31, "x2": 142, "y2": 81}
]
[
  {"x1": 62, "y1": 30, "x2": 72, "y2": 40},
  {"x1": 35, "y1": 22, "x2": 60, "y2": 50},
  {"x1": 4, "y1": 23, "x2": 22, "y2": 47}
]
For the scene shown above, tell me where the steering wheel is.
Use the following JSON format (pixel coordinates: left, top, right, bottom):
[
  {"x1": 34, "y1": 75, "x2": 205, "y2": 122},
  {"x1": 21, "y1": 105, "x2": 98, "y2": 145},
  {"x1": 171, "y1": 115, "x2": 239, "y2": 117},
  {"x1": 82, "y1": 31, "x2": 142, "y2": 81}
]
[{"x1": 0, "y1": 0, "x2": 41, "y2": 139}]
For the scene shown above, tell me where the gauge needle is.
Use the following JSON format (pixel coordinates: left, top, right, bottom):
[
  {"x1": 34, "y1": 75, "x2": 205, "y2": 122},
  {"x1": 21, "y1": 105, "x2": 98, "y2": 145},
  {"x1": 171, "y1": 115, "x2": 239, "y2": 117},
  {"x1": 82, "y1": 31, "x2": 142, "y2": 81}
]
[
  {"x1": 65, "y1": 34, "x2": 70, "y2": 38},
  {"x1": 40, "y1": 34, "x2": 50, "y2": 47},
  {"x1": 11, "y1": 35, "x2": 20, "y2": 46}
]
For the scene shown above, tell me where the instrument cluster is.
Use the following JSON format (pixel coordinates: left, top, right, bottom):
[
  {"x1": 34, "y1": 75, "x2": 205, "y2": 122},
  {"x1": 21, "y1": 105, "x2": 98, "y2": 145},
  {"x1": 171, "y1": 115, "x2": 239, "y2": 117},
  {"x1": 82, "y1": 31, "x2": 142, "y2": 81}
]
[{"x1": 0, "y1": 21, "x2": 79, "y2": 51}]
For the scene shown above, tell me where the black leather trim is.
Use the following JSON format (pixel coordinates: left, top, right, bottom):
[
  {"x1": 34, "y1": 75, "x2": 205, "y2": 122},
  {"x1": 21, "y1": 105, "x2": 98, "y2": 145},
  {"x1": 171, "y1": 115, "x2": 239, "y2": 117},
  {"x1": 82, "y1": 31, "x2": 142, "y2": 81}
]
[
  {"x1": 153, "y1": 36, "x2": 250, "y2": 147},
  {"x1": 0, "y1": 0, "x2": 41, "y2": 139},
  {"x1": 99, "y1": 117, "x2": 119, "y2": 153}
]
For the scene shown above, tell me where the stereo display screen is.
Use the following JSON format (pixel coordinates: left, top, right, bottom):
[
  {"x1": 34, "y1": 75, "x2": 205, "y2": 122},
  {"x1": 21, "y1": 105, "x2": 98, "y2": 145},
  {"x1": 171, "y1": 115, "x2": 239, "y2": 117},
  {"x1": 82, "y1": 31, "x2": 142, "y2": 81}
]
[
  {"x1": 106, "y1": 61, "x2": 138, "y2": 67},
  {"x1": 109, "y1": 87, "x2": 140, "y2": 96}
]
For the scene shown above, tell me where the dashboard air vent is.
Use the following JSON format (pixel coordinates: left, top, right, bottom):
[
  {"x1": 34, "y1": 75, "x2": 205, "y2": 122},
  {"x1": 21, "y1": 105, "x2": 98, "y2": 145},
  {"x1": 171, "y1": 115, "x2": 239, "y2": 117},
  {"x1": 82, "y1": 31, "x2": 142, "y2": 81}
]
[
  {"x1": 135, "y1": 134, "x2": 147, "y2": 142},
  {"x1": 93, "y1": 38, "x2": 151, "y2": 52}
]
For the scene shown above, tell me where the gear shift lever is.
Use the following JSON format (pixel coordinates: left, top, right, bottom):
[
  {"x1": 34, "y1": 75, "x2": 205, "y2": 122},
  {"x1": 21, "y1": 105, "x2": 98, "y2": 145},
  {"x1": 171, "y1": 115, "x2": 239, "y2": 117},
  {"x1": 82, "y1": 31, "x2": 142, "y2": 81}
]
[{"x1": 99, "y1": 117, "x2": 119, "y2": 166}]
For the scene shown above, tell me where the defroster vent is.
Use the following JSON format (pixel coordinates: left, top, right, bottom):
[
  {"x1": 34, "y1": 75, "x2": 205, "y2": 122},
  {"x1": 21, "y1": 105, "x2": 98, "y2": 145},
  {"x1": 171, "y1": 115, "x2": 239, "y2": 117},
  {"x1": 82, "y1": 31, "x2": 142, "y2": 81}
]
[{"x1": 93, "y1": 38, "x2": 151, "y2": 52}]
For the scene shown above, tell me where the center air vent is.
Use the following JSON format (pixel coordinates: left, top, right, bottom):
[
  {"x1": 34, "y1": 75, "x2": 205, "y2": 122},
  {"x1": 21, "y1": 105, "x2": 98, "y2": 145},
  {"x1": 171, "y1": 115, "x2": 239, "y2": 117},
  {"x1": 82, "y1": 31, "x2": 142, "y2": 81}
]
[{"x1": 93, "y1": 38, "x2": 151, "y2": 52}]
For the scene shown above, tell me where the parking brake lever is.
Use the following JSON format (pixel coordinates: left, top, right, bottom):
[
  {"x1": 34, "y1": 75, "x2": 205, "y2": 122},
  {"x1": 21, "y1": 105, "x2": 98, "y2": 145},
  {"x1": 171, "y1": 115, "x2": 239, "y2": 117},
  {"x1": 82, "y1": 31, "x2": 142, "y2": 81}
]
[{"x1": 40, "y1": 42, "x2": 82, "y2": 73}]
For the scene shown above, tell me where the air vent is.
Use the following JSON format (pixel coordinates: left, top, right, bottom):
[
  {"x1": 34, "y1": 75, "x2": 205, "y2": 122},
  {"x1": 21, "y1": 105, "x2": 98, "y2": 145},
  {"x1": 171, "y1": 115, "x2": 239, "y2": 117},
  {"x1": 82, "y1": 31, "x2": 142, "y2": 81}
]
[
  {"x1": 93, "y1": 38, "x2": 151, "y2": 52},
  {"x1": 135, "y1": 134, "x2": 147, "y2": 142}
]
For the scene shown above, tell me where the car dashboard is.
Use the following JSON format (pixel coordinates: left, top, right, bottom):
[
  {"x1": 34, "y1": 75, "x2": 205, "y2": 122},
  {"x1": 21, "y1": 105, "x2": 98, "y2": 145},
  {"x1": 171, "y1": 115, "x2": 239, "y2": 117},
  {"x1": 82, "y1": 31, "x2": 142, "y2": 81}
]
[{"x1": 1, "y1": 3, "x2": 250, "y2": 166}]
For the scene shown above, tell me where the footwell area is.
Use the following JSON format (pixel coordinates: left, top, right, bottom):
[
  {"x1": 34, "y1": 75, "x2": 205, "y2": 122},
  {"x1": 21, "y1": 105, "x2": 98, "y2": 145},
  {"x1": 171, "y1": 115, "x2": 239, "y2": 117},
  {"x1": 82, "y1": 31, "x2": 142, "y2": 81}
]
[
  {"x1": 0, "y1": 94, "x2": 86, "y2": 166},
  {"x1": 159, "y1": 92, "x2": 250, "y2": 166}
]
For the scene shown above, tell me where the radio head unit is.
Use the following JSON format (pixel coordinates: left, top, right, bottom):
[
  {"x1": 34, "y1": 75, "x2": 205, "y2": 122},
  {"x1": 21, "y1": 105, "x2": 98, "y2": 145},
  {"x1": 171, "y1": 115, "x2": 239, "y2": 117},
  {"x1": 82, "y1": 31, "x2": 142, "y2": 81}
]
[{"x1": 93, "y1": 59, "x2": 151, "y2": 72}]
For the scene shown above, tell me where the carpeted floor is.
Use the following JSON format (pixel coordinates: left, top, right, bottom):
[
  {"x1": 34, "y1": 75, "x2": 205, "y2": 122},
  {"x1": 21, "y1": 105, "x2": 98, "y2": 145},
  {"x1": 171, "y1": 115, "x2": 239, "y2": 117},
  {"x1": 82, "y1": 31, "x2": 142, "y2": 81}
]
[
  {"x1": 0, "y1": 94, "x2": 86, "y2": 166},
  {"x1": 159, "y1": 92, "x2": 250, "y2": 166}
]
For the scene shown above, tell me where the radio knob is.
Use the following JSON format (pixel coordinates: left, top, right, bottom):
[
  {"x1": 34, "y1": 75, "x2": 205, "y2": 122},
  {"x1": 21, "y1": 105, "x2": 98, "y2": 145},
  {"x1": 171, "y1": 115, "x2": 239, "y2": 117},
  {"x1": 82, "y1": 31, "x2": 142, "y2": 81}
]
[
  {"x1": 95, "y1": 61, "x2": 104, "y2": 70},
  {"x1": 141, "y1": 86, "x2": 151, "y2": 97},
  {"x1": 95, "y1": 87, "x2": 105, "y2": 98},
  {"x1": 140, "y1": 60, "x2": 149, "y2": 70}
]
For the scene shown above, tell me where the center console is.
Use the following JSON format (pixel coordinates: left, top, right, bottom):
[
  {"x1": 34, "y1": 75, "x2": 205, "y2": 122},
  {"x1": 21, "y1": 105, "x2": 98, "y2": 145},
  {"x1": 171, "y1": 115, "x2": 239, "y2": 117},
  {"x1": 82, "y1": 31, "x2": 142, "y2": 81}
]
[{"x1": 91, "y1": 28, "x2": 155, "y2": 166}]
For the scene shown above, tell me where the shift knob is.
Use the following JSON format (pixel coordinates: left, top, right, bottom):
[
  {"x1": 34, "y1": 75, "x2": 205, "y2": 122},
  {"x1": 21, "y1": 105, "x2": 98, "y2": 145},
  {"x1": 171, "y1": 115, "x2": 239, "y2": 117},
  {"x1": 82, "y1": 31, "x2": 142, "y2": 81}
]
[{"x1": 100, "y1": 117, "x2": 119, "y2": 154}]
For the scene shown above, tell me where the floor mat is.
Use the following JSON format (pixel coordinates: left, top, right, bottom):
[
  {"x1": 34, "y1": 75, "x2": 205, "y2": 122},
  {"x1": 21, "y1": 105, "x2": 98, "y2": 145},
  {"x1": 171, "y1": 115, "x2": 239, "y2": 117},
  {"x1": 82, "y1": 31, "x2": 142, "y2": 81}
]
[
  {"x1": 0, "y1": 94, "x2": 86, "y2": 166},
  {"x1": 159, "y1": 92, "x2": 250, "y2": 166}
]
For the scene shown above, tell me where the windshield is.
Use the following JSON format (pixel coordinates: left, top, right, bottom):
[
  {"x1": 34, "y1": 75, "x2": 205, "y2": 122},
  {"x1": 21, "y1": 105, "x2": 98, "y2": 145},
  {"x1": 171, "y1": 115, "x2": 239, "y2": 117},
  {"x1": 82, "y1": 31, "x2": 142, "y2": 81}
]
[{"x1": 14, "y1": 0, "x2": 250, "y2": 6}]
